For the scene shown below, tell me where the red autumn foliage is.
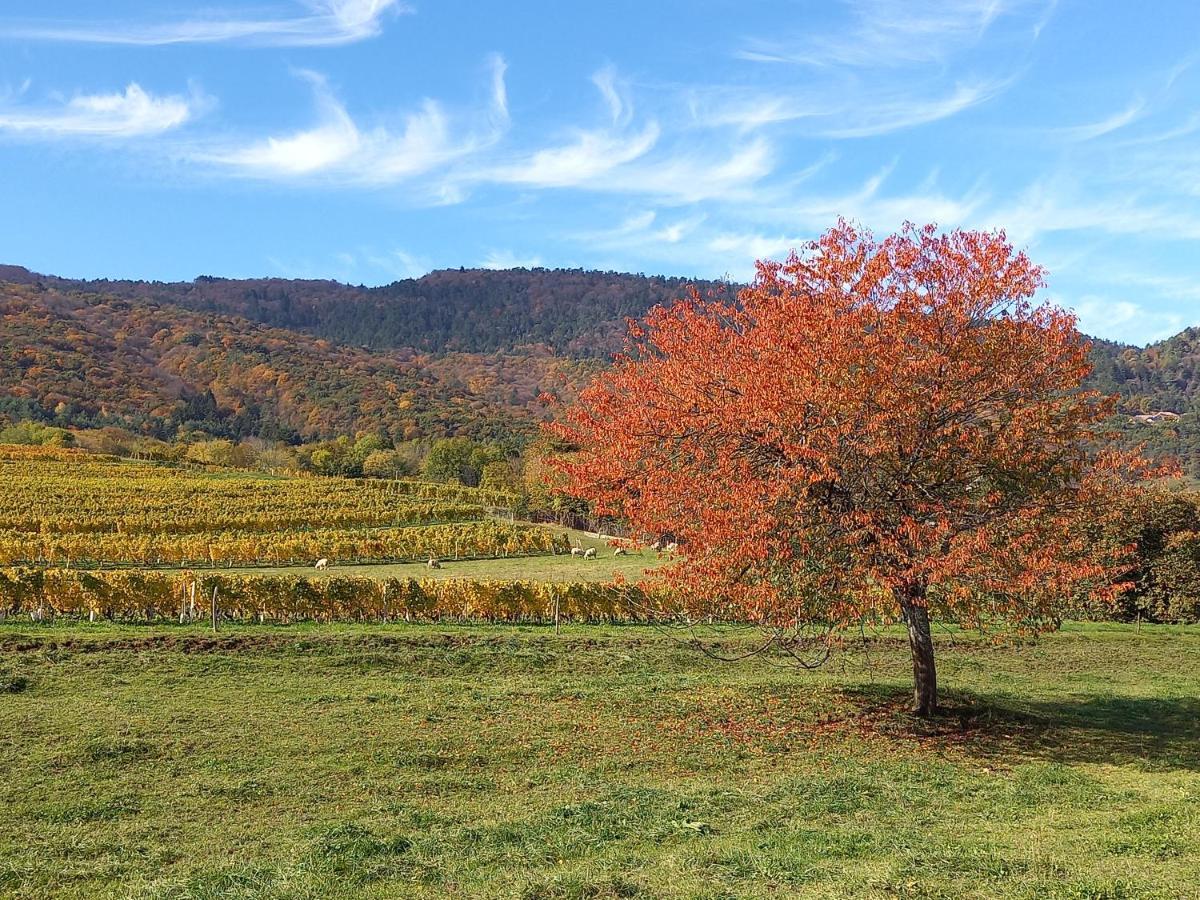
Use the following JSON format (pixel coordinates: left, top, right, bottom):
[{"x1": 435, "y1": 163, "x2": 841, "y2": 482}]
[{"x1": 550, "y1": 222, "x2": 1158, "y2": 715}]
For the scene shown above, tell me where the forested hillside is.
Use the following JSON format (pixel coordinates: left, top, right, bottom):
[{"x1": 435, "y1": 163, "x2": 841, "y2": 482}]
[
  {"x1": 1089, "y1": 332, "x2": 1200, "y2": 476},
  {"x1": 0, "y1": 279, "x2": 591, "y2": 444},
  {"x1": 2, "y1": 265, "x2": 716, "y2": 357},
  {"x1": 1, "y1": 264, "x2": 1197, "y2": 471},
  {"x1": 1090, "y1": 330, "x2": 1200, "y2": 412}
]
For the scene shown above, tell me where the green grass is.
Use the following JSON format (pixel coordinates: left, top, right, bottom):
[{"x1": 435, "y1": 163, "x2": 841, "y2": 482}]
[{"x1": 1, "y1": 622, "x2": 1198, "y2": 898}]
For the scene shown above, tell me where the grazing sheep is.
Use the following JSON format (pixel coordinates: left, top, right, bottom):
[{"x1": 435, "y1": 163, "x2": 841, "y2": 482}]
[
  {"x1": 314, "y1": 558, "x2": 329, "y2": 570},
  {"x1": 570, "y1": 547, "x2": 584, "y2": 557},
  {"x1": 427, "y1": 557, "x2": 442, "y2": 569},
  {"x1": 665, "y1": 542, "x2": 679, "y2": 553},
  {"x1": 650, "y1": 540, "x2": 663, "y2": 551},
  {"x1": 613, "y1": 547, "x2": 627, "y2": 556},
  {"x1": 583, "y1": 547, "x2": 597, "y2": 559}
]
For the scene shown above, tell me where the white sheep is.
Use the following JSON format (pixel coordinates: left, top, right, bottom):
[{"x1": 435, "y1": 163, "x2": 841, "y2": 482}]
[
  {"x1": 613, "y1": 547, "x2": 627, "y2": 556},
  {"x1": 570, "y1": 547, "x2": 584, "y2": 557},
  {"x1": 314, "y1": 558, "x2": 329, "y2": 570},
  {"x1": 583, "y1": 547, "x2": 597, "y2": 559},
  {"x1": 665, "y1": 542, "x2": 679, "y2": 553},
  {"x1": 650, "y1": 540, "x2": 663, "y2": 551},
  {"x1": 427, "y1": 557, "x2": 442, "y2": 569}
]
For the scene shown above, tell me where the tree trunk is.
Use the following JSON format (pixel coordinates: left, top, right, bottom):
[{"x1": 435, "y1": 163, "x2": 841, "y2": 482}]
[{"x1": 899, "y1": 585, "x2": 938, "y2": 717}]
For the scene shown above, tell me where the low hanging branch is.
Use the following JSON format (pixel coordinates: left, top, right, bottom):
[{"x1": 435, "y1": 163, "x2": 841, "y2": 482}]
[{"x1": 550, "y1": 221, "x2": 1161, "y2": 716}]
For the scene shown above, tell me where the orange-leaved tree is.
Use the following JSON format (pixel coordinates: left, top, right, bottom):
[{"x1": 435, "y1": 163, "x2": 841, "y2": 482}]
[{"x1": 550, "y1": 222, "x2": 1153, "y2": 716}]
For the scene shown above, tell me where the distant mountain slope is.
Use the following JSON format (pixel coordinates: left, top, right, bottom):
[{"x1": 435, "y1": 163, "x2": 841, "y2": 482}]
[
  {"x1": 1089, "y1": 328, "x2": 1200, "y2": 413},
  {"x1": 7, "y1": 266, "x2": 717, "y2": 357},
  {"x1": 1087, "y1": 330, "x2": 1200, "y2": 477},
  {"x1": 1, "y1": 264, "x2": 1197, "y2": 471},
  {"x1": 0, "y1": 280, "x2": 588, "y2": 444}
]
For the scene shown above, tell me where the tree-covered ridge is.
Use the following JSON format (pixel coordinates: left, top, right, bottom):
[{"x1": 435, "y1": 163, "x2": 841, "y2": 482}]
[
  {"x1": 5, "y1": 265, "x2": 717, "y2": 357},
  {"x1": 1088, "y1": 330, "x2": 1200, "y2": 478},
  {"x1": 0, "y1": 281, "x2": 589, "y2": 444},
  {"x1": 2, "y1": 264, "x2": 1199, "y2": 469},
  {"x1": 1088, "y1": 328, "x2": 1200, "y2": 413}
]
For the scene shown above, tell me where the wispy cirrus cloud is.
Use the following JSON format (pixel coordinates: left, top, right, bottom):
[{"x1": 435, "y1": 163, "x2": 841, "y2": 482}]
[
  {"x1": 565, "y1": 159, "x2": 993, "y2": 282},
  {"x1": 0, "y1": 82, "x2": 201, "y2": 137},
  {"x1": 434, "y1": 66, "x2": 776, "y2": 205},
  {"x1": 197, "y1": 58, "x2": 508, "y2": 185},
  {"x1": 686, "y1": 78, "x2": 1007, "y2": 138},
  {"x1": 820, "y1": 80, "x2": 1009, "y2": 138},
  {"x1": 475, "y1": 131, "x2": 775, "y2": 205},
  {"x1": 3, "y1": 0, "x2": 408, "y2": 47},
  {"x1": 481, "y1": 249, "x2": 543, "y2": 270},
  {"x1": 486, "y1": 122, "x2": 662, "y2": 189},
  {"x1": 1055, "y1": 97, "x2": 1146, "y2": 142},
  {"x1": 166, "y1": 59, "x2": 779, "y2": 208},
  {"x1": 591, "y1": 65, "x2": 632, "y2": 126},
  {"x1": 709, "y1": 0, "x2": 1046, "y2": 144},
  {"x1": 1068, "y1": 296, "x2": 1189, "y2": 345},
  {"x1": 990, "y1": 179, "x2": 1200, "y2": 243},
  {"x1": 737, "y1": 0, "x2": 1046, "y2": 69}
]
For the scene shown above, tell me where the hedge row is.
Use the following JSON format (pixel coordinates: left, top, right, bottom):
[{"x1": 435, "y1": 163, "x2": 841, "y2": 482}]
[{"x1": 0, "y1": 568, "x2": 656, "y2": 624}]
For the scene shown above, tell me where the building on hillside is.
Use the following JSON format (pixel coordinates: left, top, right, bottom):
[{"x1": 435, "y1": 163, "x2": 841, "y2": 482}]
[{"x1": 1131, "y1": 411, "x2": 1182, "y2": 426}]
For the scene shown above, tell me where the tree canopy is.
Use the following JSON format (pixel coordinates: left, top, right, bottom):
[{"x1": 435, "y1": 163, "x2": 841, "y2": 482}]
[{"x1": 552, "y1": 222, "x2": 1154, "y2": 715}]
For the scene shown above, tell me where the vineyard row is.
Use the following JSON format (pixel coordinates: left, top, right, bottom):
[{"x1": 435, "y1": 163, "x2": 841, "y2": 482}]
[
  {"x1": 0, "y1": 568, "x2": 656, "y2": 624},
  {"x1": 0, "y1": 521, "x2": 568, "y2": 567}
]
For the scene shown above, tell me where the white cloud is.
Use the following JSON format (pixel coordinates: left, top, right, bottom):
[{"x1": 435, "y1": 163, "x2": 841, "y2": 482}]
[
  {"x1": 706, "y1": 232, "x2": 808, "y2": 273},
  {"x1": 1055, "y1": 98, "x2": 1145, "y2": 142},
  {"x1": 186, "y1": 60, "x2": 777, "y2": 207},
  {"x1": 753, "y1": 164, "x2": 988, "y2": 234},
  {"x1": 707, "y1": 0, "x2": 1043, "y2": 145},
  {"x1": 581, "y1": 209, "x2": 708, "y2": 252},
  {"x1": 199, "y1": 62, "x2": 507, "y2": 184},
  {"x1": 820, "y1": 81, "x2": 1006, "y2": 138},
  {"x1": 488, "y1": 122, "x2": 661, "y2": 189},
  {"x1": 1069, "y1": 296, "x2": 1188, "y2": 345},
  {"x1": 591, "y1": 65, "x2": 630, "y2": 126},
  {"x1": 353, "y1": 247, "x2": 432, "y2": 280},
  {"x1": 447, "y1": 63, "x2": 777, "y2": 204},
  {"x1": 380, "y1": 248, "x2": 432, "y2": 280},
  {"x1": 0, "y1": 83, "x2": 199, "y2": 137},
  {"x1": 596, "y1": 138, "x2": 775, "y2": 204},
  {"x1": 207, "y1": 72, "x2": 358, "y2": 174},
  {"x1": 989, "y1": 181, "x2": 1200, "y2": 243},
  {"x1": 488, "y1": 54, "x2": 509, "y2": 125},
  {"x1": 481, "y1": 250, "x2": 543, "y2": 270},
  {"x1": 4, "y1": 0, "x2": 409, "y2": 47},
  {"x1": 737, "y1": 0, "x2": 1045, "y2": 69},
  {"x1": 686, "y1": 79, "x2": 1004, "y2": 138},
  {"x1": 562, "y1": 161, "x2": 994, "y2": 283}
]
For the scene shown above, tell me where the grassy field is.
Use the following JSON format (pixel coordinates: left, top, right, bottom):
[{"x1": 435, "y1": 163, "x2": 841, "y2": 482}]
[{"x1": 1, "y1": 622, "x2": 1197, "y2": 899}]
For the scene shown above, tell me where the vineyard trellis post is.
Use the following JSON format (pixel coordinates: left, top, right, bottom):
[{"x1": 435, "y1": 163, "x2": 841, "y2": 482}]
[{"x1": 211, "y1": 584, "x2": 219, "y2": 632}]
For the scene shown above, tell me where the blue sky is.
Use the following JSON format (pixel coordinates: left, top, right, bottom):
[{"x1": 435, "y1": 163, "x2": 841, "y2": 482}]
[{"x1": 1, "y1": 0, "x2": 1198, "y2": 345}]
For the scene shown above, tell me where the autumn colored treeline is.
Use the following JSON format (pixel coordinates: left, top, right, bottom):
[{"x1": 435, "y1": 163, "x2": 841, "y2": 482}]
[
  {"x1": 0, "y1": 569, "x2": 651, "y2": 624},
  {"x1": 1096, "y1": 490, "x2": 1200, "y2": 624}
]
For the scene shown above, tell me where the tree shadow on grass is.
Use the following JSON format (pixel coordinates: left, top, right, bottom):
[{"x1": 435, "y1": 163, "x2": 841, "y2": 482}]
[{"x1": 839, "y1": 684, "x2": 1200, "y2": 772}]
